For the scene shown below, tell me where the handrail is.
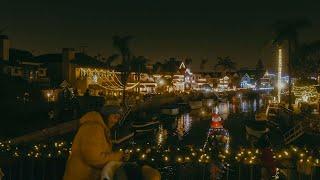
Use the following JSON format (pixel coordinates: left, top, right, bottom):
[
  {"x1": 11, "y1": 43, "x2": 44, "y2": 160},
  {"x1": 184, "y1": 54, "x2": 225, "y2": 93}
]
[
  {"x1": 112, "y1": 133, "x2": 134, "y2": 145},
  {"x1": 283, "y1": 121, "x2": 305, "y2": 145}
]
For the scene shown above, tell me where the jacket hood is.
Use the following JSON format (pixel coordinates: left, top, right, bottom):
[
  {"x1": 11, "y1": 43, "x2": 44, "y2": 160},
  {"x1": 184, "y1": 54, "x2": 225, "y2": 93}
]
[{"x1": 79, "y1": 111, "x2": 107, "y2": 129}]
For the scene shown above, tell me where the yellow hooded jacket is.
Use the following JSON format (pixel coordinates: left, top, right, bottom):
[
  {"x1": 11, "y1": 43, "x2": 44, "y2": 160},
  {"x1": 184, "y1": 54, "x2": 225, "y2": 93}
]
[{"x1": 64, "y1": 111, "x2": 121, "y2": 180}]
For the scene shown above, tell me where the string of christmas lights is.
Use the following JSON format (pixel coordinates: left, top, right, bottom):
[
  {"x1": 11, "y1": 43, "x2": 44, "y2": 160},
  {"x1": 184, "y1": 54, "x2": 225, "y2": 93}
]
[{"x1": 1, "y1": 140, "x2": 319, "y2": 167}]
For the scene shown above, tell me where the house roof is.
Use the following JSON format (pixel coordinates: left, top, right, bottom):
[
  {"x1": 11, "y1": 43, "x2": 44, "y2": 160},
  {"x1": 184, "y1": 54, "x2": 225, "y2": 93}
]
[
  {"x1": 71, "y1": 53, "x2": 107, "y2": 68},
  {"x1": 237, "y1": 69, "x2": 257, "y2": 77},
  {"x1": 1, "y1": 48, "x2": 43, "y2": 66},
  {"x1": 35, "y1": 52, "x2": 106, "y2": 68},
  {"x1": 35, "y1": 53, "x2": 62, "y2": 63}
]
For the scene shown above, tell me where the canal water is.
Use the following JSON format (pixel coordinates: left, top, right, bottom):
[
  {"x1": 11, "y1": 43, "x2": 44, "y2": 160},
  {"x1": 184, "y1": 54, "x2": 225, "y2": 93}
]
[{"x1": 133, "y1": 98, "x2": 264, "y2": 149}]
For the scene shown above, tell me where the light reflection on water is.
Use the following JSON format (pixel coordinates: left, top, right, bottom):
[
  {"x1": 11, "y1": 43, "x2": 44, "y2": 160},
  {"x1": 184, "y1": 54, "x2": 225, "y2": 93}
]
[
  {"x1": 176, "y1": 113, "x2": 192, "y2": 140},
  {"x1": 172, "y1": 98, "x2": 263, "y2": 140}
]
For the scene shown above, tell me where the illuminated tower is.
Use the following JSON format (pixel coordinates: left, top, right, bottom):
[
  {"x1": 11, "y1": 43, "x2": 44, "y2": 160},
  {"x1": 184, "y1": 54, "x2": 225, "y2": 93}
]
[{"x1": 278, "y1": 47, "x2": 282, "y2": 103}]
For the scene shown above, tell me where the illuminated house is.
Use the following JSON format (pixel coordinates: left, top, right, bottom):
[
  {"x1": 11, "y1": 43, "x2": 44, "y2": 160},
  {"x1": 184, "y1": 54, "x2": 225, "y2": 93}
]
[
  {"x1": 240, "y1": 73, "x2": 256, "y2": 89},
  {"x1": 35, "y1": 48, "x2": 113, "y2": 94},
  {"x1": 192, "y1": 73, "x2": 212, "y2": 91},
  {"x1": 260, "y1": 70, "x2": 276, "y2": 90},
  {"x1": 128, "y1": 72, "x2": 157, "y2": 94},
  {"x1": 0, "y1": 35, "x2": 49, "y2": 84},
  {"x1": 217, "y1": 76, "x2": 231, "y2": 91}
]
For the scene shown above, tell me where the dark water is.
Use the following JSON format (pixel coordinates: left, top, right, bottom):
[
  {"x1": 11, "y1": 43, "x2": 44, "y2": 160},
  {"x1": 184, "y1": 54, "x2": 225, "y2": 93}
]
[{"x1": 138, "y1": 98, "x2": 264, "y2": 149}]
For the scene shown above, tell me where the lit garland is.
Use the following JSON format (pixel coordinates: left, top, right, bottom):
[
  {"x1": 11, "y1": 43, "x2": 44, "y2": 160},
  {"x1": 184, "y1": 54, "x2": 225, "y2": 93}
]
[
  {"x1": 235, "y1": 146, "x2": 320, "y2": 167},
  {"x1": 79, "y1": 68, "x2": 140, "y2": 91},
  {"x1": 1, "y1": 140, "x2": 319, "y2": 168},
  {"x1": 0, "y1": 140, "x2": 71, "y2": 159},
  {"x1": 293, "y1": 86, "x2": 319, "y2": 104}
]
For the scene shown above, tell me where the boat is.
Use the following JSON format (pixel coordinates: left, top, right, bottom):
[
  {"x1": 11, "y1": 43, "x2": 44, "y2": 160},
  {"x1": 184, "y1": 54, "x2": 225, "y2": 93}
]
[
  {"x1": 202, "y1": 98, "x2": 214, "y2": 107},
  {"x1": 245, "y1": 113, "x2": 269, "y2": 142},
  {"x1": 131, "y1": 120, "x2": 160, "y2": 136},
  {"x1": 189, "y1": 100, "x2": 203, "y2": 110},
  {"x1": 177, "y1": 102, "x2": 190, "y2": 112},
  {"x1": 211, "y1": 113, "x2": 223, "y2": 128},
  {"x1": 161, "y1": 105, "x2": 179, "y2": 115}
]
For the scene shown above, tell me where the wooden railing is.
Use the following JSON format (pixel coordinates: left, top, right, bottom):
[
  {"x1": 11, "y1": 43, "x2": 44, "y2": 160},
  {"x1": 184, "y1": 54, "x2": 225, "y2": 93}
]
[{"x1": 283, "y1": 121, "x2": 305, "y2": 145}]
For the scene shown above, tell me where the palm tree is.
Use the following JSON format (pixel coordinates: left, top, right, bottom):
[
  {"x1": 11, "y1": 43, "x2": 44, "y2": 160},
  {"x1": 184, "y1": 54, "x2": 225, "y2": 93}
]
[
  {"x1": 214, "y1": 56, "x2": 236, "y2": 74},
  {"x1": 272, "y1": 19, "x2": 311, "y2": 109},
  {"x1": 162, "y1": 57, "x2": 180, "y2": 74},
  {"x1": 131, "y1": 56, "x2": 148, "y2": 94},
  {"x1": 255, "y1": 59, "x2": 265, "y2": 88},
  {"x1": 104, "y1": 54, "x2": 119, "y2": 68},
  {"x1": 161, "y1": 58, "x2": 180, "y2": 90},
  {"x1": 297, "y1": 40, "x2": 320, "y2": 82},
  {"x1": 200, "y1": 58, "x2": 208, "y2": 71},
  {"x1": 185, "y1": 58, "x2": 192, "y2": 68},
  {"x1": 112, "y1": 35, "x2": 133, "y2": 106},
  {"x1": 153, "y1": 61, "x2": 163, "y2": 72}
]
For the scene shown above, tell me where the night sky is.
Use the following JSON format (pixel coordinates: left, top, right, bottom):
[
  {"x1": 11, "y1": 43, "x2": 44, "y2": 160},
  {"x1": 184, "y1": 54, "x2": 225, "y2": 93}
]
[{"x1": 1, "y1": 0, "x2": 320, "y2": 71}]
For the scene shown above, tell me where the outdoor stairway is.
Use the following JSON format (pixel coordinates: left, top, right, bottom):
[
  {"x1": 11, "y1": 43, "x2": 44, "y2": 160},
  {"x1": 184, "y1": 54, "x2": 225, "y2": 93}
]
[
  {"x1": 282, "y1": 107, "x2": 320, "y2": 145},
  {"x1": 283, "y1": 121, "x2": 305, "y2": 145},
  {"x1": 119, "y1": 105, "x2": 132, "y2": 126}
]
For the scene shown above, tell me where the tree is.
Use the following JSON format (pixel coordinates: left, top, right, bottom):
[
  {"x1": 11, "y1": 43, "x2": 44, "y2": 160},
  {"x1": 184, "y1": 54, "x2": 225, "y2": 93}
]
[
  {"x1": 214, "y1": 56, "x2": 236, "y2": 74},
  {"x1": 200, "y1": 58, "x2": 208, "y2": 71},
  {"x1": 255, "y1": 59, "x2": 265, "y2": 88},
  {"x1": 161, "y1": 58, "x2": 180, "y2": 90},
  {"x1": 272, "y1": 19, "x2": 311, "y2": 109},
  {"x1": 131, "y1": 56, "x2": 148, "y2": 94},
  {"x1": 297, "y1": 41, "x2": 320, "y2": 81},
  {"x1": 112, "y1": 35, "x2": 133, "y2": 106},
  {"x1": 103, "y1": 54, "x2": 119, "y2": 68},
  {"x1": 162, "y1": 57, "x2": 180, "y2": 74},
  {"x1": 153, "y1": 61, "x2": 163, "y2": 72},
  {"x1": 0, "y1": 26, "x2": 7, "y2": 35},
  {"x1": 185, "y1": 58, "x2": 192, "y2": 67}
]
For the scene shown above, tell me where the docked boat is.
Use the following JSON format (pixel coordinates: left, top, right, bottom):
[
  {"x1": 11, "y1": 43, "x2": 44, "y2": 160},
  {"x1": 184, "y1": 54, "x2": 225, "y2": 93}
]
[
  {"x1": 202, "y1": 98, "x2": 214, "y2": 107},
  {"x1": 131, "y1": 120, "x2": 160, "y2": 135},
  {"x1": 161, "y1": 105, "x2": 179, "y2": 115},
  {"x1": 189, "y1": 100, "x2": 203, "y2": 110},
  {"x1": 245, "y1": 112, "x2": 269, "y2": 142}
]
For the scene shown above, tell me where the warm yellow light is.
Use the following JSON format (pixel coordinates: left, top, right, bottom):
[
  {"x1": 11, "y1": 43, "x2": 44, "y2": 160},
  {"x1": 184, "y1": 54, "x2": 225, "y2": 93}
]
[
  {"x1": 164, "y1": 156, "x2": 169, "y2": 161},
  {"x1": 141, "y1": 154, "x2": 146, "y2": 159},
  {"x1": 277, "y1": 47, "x2": 282, "y2": 103}
]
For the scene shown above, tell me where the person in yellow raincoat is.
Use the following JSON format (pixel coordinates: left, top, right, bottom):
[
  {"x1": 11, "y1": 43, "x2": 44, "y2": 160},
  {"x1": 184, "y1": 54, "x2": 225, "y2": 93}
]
[
  {"x1": 64, "y1": 105, "x2": 161, "y2": 180},
  {"x1": 63, "y1": 106, "x2": 124, "y2": 180}
]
